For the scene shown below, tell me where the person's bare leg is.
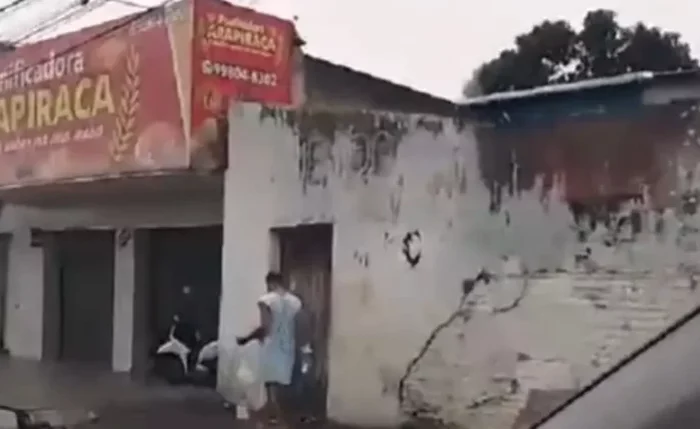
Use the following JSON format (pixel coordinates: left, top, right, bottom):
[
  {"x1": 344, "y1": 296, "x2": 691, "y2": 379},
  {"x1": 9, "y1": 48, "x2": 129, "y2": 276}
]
[
  {"x1": 247, "y1": 385, "x2": 275, "y2": 429},
  {"x1": 266, "y1": 383, "x2": 288, "y2": 427},
  {"x1": 265, "y1": 384, "x2": 278, "y2": 422},
  {"x1": 248, "y1": 406, "x2": 266, "y2": 429}
]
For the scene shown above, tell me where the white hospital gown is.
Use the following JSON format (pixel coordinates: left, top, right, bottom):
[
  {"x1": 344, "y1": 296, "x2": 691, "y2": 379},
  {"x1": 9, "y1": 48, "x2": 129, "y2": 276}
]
[{"x1": 258, "y1": 290, "x2": 302, "y2": 385}]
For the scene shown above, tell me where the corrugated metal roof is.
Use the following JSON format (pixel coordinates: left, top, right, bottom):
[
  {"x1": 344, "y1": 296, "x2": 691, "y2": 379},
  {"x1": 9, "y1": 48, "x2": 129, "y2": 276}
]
[
  {"x1": 462, "y1": 72, "x2": 654, "y2": 106},
  {"x1": 461, "y1": 69, "x2": 700, "y2": 107}
]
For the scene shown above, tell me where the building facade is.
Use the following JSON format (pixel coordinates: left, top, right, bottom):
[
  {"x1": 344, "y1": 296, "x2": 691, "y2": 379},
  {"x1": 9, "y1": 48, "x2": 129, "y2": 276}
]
[
  {"x1": 0, "y1": 0, "x2": 452, "y2": 378},
  {"x1": 0, "y1": 0, "x2": 233, "y2": 372},
  {"x1": 220, "y1": 71, "x2": 700, "y2": 428}
]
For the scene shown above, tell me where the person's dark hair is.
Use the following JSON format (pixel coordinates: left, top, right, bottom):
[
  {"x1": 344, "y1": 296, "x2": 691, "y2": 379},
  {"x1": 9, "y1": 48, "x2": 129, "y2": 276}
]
[{"x1": 265, "y1": 271, "x2": 284, "y2": 286}]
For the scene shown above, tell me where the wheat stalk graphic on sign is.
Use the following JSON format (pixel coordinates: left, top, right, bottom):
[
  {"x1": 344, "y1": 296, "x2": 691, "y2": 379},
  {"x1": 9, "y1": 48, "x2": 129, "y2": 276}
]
[{"x1": 110, "y1": 43, "x2": 141, "y2": 163}]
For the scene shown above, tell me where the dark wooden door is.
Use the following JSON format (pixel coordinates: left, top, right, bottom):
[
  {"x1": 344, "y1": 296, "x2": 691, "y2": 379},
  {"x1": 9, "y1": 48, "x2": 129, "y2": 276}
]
[
  {"x1": 279, "y1": 224, "x2": 332, "y2": 418},
  {"x1": 58, "y1": 231, "x2": 115, "y2": 365}
]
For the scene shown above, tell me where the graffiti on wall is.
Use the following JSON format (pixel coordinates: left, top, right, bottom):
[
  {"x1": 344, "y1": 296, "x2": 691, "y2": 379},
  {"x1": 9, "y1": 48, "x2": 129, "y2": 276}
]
[
  {"x1": 258, "y1": 107, "x2": 416, "y2": 192},
  {"x1": 295, "y1": 110, "x2": 406, "y2": 191},
  {"x1": 298, "y1": 129, "x2": 334, "y2": 192},
  {"x1": 401, "y1": 230, "x2": 422, "y2": 268}
]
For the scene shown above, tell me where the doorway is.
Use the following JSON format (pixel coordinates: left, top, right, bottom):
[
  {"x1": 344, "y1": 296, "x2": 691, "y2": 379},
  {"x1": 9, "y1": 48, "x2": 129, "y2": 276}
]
[
  {"x1": 44, "y1": 230, "x2": 115, "y2": 365},
  {"x1": 146, "y1": 226, "x2": 222, "y2": 374},
  {"x1": 275, "y1": 223, "x2": 333, "y2": 418}
]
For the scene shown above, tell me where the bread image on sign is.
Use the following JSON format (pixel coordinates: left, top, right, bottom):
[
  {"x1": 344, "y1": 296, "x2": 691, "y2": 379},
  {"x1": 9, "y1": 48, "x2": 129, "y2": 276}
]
[
  {"x1": 38, "y1": 147, "x2": 71, "y2": 179},
  {"x1": 110, "y1": 43, "x2": 141, "y2": 163},
  {"x1": 94, "y1": 37, "x2": 128, "y2": 70},
  {"x1": 190, "y1": 117, "x2": 226, "y2": 172},
  {"x1": 134, "y1": 122, "x2": 184, "y2": 167},
  {"x1": 198, "y1": 83, "x2": 225, "y2": 115}
]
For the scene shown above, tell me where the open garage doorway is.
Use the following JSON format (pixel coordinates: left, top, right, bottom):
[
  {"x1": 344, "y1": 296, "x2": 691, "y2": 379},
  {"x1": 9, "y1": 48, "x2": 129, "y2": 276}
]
[{"x1": 136, "y1": 226, "x2": 222, "y2": 386}]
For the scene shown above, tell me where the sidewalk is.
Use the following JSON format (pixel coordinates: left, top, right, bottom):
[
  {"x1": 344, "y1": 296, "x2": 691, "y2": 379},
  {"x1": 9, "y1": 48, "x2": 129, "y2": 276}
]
[
  {"x1": 0, "y1": 357, "x2": 234, "y2": 428},
  {"x1": 0, "y1": 357, "x2": 415, "y2": 429},
  {"x1": 76, "y1": 397, "x2": 235, "y2": 429}
]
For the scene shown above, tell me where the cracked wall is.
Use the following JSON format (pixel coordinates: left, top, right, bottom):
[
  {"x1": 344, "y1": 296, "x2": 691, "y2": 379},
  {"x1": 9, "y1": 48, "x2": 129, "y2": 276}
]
[{"x1": 221, "y1": 93, "x2": 700, "y2": 428}]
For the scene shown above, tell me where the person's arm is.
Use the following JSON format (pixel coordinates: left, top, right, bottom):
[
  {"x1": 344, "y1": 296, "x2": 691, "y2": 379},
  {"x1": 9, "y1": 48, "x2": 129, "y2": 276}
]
[{"x1": 237, "y1": 302, "x2": 272, "y2": 345}]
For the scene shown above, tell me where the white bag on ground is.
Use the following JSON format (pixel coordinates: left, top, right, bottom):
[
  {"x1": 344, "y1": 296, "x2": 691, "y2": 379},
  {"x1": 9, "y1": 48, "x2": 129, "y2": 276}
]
[{"x1": 218, "y1": 341, "x2": 267, "y2": 411}]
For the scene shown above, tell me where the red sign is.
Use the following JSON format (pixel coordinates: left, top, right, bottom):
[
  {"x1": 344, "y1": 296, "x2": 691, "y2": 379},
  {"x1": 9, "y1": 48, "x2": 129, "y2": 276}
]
[
  {"x1": 190, "y1": 0, "x2": 294, "y2": 135},
  {"x1": 0, "y1": 3, "x2": 192, "y2": 187},
  {"x1": 0, "y1": 0, "x2": 296, "y2": 188}
]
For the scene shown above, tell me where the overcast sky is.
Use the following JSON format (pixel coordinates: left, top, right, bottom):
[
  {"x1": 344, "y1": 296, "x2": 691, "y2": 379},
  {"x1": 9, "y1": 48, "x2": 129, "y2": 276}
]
[{"x1": 0, "y1": 0, "x2": 698, "y2": 100}]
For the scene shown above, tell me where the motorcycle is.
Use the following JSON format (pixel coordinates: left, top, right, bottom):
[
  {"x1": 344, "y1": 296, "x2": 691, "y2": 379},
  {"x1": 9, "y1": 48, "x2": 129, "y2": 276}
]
[{"x1": 153, "y1": 314, "x2": 219, "y2": 387}]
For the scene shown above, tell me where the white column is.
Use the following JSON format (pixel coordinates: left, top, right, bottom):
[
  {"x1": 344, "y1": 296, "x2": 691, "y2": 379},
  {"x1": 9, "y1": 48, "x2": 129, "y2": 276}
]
[
  {"x1": 4, "y1": 228, "x2": 43, "y2": 359},
  {"x1": 112, "y1": 229, "x2": 135, "y2": 372}
]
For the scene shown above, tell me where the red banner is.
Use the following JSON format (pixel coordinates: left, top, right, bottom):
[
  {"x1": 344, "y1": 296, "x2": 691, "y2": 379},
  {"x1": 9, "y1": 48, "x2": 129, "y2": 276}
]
[
  {"x1": 190, "y1": 0, "x2": 294, "y2": 138},
  {"x1": 0, "y1": 0, "x2": 296, "y2": 188},
  {"x1": 0, "y1": 2, "x2": 193, "y2": 187}
]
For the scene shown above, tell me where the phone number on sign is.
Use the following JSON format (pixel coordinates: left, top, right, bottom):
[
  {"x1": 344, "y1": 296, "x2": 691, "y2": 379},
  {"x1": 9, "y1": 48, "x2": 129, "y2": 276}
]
[{"x1": 201, "y1": 60, "x2": 278, "y2": 87}]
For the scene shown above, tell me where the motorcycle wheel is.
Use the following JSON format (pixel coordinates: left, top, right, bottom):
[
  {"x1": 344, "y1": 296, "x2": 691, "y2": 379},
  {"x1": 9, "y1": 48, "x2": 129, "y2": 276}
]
[
  {"x1": 153, "y1": 353, "x2": 187, "y2": 385},
  {"x1": 190, "y1": 358, "x2": 217, "y2": 388}
]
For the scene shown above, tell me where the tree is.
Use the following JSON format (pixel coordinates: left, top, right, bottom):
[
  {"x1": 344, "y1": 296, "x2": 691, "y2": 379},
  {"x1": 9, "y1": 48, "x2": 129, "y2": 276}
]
[
  {"x1": 466, "y1": 9, "x2": 698, "y2": 96},
  {"x1": 0, "y1": 41, "x2": 14, "y2": 52}
]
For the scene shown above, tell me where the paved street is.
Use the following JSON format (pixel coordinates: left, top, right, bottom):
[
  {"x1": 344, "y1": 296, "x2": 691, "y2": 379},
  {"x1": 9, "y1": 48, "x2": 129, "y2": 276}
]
[
  {"x1": 0, "y1": 357, "x2": 371, "y2": 429},
  {"x1": 0, "y1": 357, "x2": 236, "y2": 429},
  {"x1": 75, "y1": 397, "x2": 236, "y2": 429}
]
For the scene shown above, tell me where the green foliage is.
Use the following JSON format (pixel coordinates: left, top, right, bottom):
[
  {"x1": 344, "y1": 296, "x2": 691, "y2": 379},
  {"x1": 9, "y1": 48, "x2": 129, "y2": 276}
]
[
  {"x1": 467, "y1": 9, "x2": 697, "y2": 96},
  {"x1": 0, "y1": 41, "x2": 14, "y2": 52}
]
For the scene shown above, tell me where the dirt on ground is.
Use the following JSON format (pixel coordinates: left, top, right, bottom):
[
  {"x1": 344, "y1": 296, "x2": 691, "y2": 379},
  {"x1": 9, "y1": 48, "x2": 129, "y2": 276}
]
[{"x1": 76, "y1": 397, "x2": 236, "y2": 429}]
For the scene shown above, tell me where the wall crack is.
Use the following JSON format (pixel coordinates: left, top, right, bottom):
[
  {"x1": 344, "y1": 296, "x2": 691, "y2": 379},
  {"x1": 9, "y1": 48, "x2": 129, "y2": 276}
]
[
  {"x1": 491, "y1": 275, "x2": 530, "y2": 314},
  {"x1": 465, "y1": 379, "x2": 519, "y2": 410},
  {"x1": 397, "y1": 270, "x2": 492, "y2": 412}
]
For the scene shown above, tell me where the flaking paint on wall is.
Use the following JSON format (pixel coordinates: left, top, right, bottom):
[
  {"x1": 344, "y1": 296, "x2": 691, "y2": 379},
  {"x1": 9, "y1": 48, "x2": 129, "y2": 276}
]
[{"x1": 222, "y1": 99, "x2": 700, "y2": 428}]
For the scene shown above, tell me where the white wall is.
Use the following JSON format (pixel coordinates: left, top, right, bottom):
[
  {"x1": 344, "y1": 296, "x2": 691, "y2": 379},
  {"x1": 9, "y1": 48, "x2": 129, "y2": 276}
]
[
  {"x1": 221, "y1": 104, "x2": 700, "y2": 428},
  {"x1": 4, "y1": 227, "x2": 43, "y2": 359},
  {"x1": 537, "y1": 303, "x2": 700, "y2": 429},
  {"x1": 113, "y1": 233, "x2": 135, "y2": 372},
  {"x1": 0, "y1": 195, "x2": 222, "y2": 368}
]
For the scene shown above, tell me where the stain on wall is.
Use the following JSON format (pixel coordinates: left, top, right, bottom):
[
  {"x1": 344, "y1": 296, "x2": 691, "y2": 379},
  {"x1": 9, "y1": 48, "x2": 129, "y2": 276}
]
[
  {"x1": 224, "y1": 94, "x2": 700, "y2": 429},
  {"x1": 475, "y1": 101, "x2": 690, "y2": 213},
  {"x1": 259, "y1": 108, "x2": 409, "y2": 193},
  {"x1": 401, "y1": 231, "x2": 422, "y2": 268}
]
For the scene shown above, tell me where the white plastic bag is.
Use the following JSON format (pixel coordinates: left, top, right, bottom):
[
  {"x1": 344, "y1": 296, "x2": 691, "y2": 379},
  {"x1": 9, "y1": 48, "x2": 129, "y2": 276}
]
[
  {"x1": 218, "y1": 341, "x2": 267, "y2": 411},
  {"x1": 236, "y1": 357, "x2": 266, "y2": 411}
]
